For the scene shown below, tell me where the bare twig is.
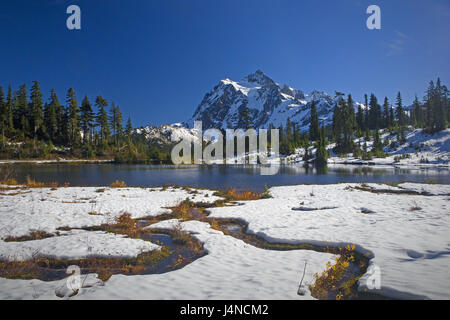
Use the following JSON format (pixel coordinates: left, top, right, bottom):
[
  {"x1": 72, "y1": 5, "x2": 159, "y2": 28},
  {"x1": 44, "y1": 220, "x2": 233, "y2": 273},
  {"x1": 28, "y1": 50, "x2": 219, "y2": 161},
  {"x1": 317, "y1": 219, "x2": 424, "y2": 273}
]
[{"x1": 297, "y1": 261, "x2": 307, "y2": 296}]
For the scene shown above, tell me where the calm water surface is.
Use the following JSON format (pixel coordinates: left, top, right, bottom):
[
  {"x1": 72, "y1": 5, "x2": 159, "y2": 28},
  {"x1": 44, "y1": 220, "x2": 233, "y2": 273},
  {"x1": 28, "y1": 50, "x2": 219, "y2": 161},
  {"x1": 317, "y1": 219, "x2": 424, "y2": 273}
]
[{"x1": 7, "y1": 164, "x2": 450, "y2": 191}]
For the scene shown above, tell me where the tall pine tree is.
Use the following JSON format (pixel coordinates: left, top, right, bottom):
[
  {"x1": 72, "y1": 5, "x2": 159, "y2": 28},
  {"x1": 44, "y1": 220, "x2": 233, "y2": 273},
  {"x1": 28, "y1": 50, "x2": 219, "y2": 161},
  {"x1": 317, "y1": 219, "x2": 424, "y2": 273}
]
[
  {"x1": 66, "y1": 88, "x2": 80, "y2": 146},
  {"x1": 44, "y1": 89, "x2": 61, "y2": 143},
  {"x1": 5, "y1": 86, "x2": 13, "y2": 135},
  {"x1": 80, "y1": 95, "x2": 94, "y2": 144},
  {"x1": 30, "y1": 81, "x2": 44, "y2": 141},
  {"x1": 95, "y1": 96, "x2": 109, "y2": 144},
  {"x1": 382, "y1": 97, "x2": 390, "y2": 129},
  {"x1": 14, "y1": 84, "x2": 29, "y2": 138},
  {"x1": 309, "y1": 100, "x2": 320, "y2": 141},
  {"x1": 396, "y1": 92, "x2": 405, "y2": 127},
  {"x1": 0, "y1": 87, "x2": 5, "y2": 147}
]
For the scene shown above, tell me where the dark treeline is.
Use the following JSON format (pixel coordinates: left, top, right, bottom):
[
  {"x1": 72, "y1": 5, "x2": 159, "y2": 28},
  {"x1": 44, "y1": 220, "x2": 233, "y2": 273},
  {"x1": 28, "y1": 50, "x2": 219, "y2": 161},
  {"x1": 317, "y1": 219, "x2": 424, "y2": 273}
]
[
  {"x1": 328, "y1": 78, "x2": 448, "y2": 160},
  {"x1": 240, "y1": 78, "x2": 448, "y2": 166},
  {"x1": 1, "y1": 78, "x2": 448, "y2": 164},
  {"x1": 0, "y1": 82, "x2": 169, "y2": 162}
]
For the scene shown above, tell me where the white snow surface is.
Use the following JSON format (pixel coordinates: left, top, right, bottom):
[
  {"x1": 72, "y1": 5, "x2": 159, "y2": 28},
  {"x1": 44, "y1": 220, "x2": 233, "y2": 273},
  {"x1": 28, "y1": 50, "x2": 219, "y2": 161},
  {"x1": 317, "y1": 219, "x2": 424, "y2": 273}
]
[
  {"x1": 0, "y1": 187, "x2": 333, "y2": 300},
  {"x1": 0, "y1": 183, "x2": 449, "y2": 300},
  {"x1": 0, "y1": 186, "x2": 220, "y2": 239},
  {"x1": 0, "y1": 229, "x2": 159, "y2": 261},
  {"x1": 207, "y1": 183, "x2": 450, "y2": 299}
]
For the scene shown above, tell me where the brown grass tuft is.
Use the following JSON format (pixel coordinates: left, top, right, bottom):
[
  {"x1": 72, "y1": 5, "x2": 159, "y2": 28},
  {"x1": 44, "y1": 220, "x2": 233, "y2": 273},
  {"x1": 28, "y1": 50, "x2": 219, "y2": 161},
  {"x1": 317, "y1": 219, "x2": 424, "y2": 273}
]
[
  {"x1": 23, "y1": 176, "x2": 68, "y2": 188},
  {"x1": 4, "y1": 231, "x2": 54, "y2": 242},
  {"x1": 215, "y1": 188, "x2": 263, "y2": 201},
  {"x1": 1, "y1": 178, "x2": 18, "y2": 186}
]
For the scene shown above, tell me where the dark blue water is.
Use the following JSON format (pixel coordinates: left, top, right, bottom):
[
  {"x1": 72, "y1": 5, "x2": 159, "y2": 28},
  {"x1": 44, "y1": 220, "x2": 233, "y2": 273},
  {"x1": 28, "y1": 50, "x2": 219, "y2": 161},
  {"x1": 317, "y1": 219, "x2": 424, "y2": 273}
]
[{"x1": 7, "y1": 163, "x2": 450, "y2": 191}]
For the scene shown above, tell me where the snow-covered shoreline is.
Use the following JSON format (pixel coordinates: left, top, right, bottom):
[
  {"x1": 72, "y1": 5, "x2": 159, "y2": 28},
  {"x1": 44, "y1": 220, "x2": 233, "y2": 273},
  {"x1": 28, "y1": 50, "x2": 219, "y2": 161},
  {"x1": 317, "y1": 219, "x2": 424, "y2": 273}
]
[
  {"x1": 286, "y1": 128, "x2": 450, "y2": 169},
  {"x1": 0, "y1": 183, "x2": 449, "y2": 300}
]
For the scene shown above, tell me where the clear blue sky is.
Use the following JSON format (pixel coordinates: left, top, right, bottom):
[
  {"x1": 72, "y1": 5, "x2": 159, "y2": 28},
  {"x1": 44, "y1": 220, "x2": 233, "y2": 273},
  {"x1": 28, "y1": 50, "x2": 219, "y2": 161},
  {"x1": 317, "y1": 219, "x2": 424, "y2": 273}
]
[{"x1": 0, "y1": 0, "x2": 449, "y2": 127}]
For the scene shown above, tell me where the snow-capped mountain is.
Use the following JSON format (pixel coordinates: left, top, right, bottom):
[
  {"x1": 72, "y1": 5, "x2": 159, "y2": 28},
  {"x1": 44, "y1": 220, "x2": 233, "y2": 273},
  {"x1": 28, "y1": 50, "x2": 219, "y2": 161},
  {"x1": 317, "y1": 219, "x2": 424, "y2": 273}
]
[
  {"x1": 186, "y1": 69, "x2": 365, "y2": 130},
  {"x1": 136, "y1": 70, "x2": 367, "y2": 142}
]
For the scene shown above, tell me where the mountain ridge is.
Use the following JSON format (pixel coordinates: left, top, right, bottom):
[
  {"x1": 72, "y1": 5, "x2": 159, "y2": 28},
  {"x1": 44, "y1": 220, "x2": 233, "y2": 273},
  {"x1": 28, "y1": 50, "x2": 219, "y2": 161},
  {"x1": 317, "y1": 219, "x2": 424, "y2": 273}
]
[{"x1": 185, "y1": 70, "x2": 366, "y2": 130}]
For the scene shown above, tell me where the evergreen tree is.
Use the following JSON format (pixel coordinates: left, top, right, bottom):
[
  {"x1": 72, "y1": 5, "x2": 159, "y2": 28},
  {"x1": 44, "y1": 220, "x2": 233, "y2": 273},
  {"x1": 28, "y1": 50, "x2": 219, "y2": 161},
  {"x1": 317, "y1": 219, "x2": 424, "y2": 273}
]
[
  {"x1": 434, "y1": 78, "x2": 447, "y2": 131},
  {"x1": 14, "y1": 84, "x2": 29, "y2": 138},
  {"x1": 332, "y1": 97, "x2": 354, "y2": 154},
  {"x1": 347, "y1": 94, "x2": 356, "y2": 130},
  {"x1": 411, "y1": 95, "x2": 424, "y2": 127},
  {"x1": 364, "y1": 94, "x2": 370, "y2": 130},
  {"x1": 239, "y1": 107, "x2": 253, "y2": 130},
  {"x1": 5, "y1": 86, "x2": 13, "y2": 135},
  {"x1": 95, "y1": 96, "x2": 109, "y2": 144},
  {"x1": 398, "y1": 127, "x2": 406, "y2": 144},
  {"x1": 362, "y1": 140, "x2": 369, "y2": 160},
  {"x1": 315, "y1": 125, "x2": 328, "y2": 167},
  {"x1": 389, "y1": 105, "x2": 395, "y2": 129},
  {"x1": 80, "y1": 95, "x2": 94, "y2": 144},
  {"x1": 396, "y1": 92, "x2": 405, "y2": 126},
  {"x1": 125, "y1": 117, "x2": 133, "y2": 141},
  {"x1": 30, "y1": 81, "x2": 45, "y2": 141},
  {"x1": 115, "y1": 105, "x2": 123, "y2": 145},
  {"x1": 383, "y1": 97, "x2": 390, "y2": 128},
  {"x1": 44, "y1": 89, "x2": 61, "y2": 143},
  {"x1": 368, "y1": 94, "x2": 382, "y2": 129},
  {"x1": 109, "y1": 103, "x2": 123, "y2": 146},
  {"x1": 58, "y1": 97, "x2": 69, "y2": 145},
  {"x1": 0, "y1": 87, "x2": 5, "y2": 146},
  {"x1": 66, "y1": 88, "x2": 80, "y2": 146},
  {"x1": 373, "y1": 129, "x2": 383, "y2": 156},
  {"x1": 309, "y1": 100, "x2": 320, "y2": 141},
  {"x1": 356, "y1": 104, "x2": 364, "y2": 133}
]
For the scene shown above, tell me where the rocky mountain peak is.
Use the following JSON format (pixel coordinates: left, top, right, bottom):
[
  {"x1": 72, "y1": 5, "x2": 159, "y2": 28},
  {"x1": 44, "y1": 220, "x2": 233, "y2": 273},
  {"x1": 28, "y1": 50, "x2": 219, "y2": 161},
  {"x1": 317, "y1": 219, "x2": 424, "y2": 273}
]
[
  {"x1": 241, "y1": 69, "x2": 276, "y2": 87},
  {"x1": 185, "y1": 71, "x2": 364, "y2": 131}
]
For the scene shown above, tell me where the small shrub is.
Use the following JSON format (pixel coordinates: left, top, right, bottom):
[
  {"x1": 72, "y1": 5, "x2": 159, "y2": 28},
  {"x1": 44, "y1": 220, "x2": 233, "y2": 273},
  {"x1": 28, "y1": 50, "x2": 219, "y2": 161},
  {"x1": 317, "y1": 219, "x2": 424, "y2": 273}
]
[
  {"x1": 170, "y1": 222, "x2": 203, "y2": 253},
  {"x1": 260, "y1": 185, "x2": 271, "y2": 199},
  {"x1": 309, "y1": 244, "x2": 358, "y2": 300},
  {"x1": 171, "y1": 199, "x2": 196, "y2": 221},
  {"x1": 110, "y1": 180, "x2": 127, "y2": 188},
  {"x1": 114, "y1": 212, "x2": 138, "y2": 236}
]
